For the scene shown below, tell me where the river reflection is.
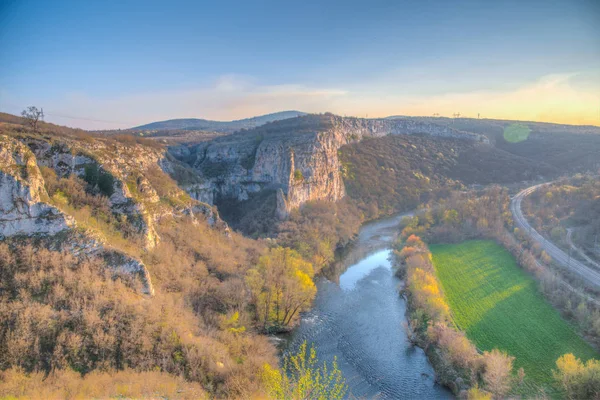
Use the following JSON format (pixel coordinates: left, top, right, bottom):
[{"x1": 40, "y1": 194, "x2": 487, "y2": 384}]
[{"x1": 280, "y1": 213, "x2": 452, "y2": 399}]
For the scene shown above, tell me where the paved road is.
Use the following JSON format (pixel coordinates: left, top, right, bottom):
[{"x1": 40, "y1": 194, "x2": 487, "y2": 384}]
[{"x1": 511, "y1": 183, "x2": 600, "y2": 288}]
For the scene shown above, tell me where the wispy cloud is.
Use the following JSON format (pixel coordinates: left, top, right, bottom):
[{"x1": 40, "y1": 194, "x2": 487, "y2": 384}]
[
  {"x1": 2, "y1": 72, "x2": 598, "y2": 129},
  {"x1": 328, "y1": 71, "x2": 600, "y2": 125},
  {"x1": 45, "y1": 76, "x2": 347, "y2": 129},
  {"x1": 1, "y1": 74, "x2": 348, "y2": 129}
]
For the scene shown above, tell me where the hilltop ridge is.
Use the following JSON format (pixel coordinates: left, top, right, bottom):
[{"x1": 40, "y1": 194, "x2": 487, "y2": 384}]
[{"x1": 133, "y1": 110, "x2": 307, "y2": 132}]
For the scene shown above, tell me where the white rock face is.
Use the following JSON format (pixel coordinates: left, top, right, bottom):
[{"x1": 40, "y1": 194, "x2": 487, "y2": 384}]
[
  {"x1": 0, "y1": 136, "x2": 73, "y2": 237},
  {"x1": 0, "y1": 136, "x2": 157, "y2": 295},
  {"x1": 176, "y1": 114, "x2": 488, "y2": 218}
]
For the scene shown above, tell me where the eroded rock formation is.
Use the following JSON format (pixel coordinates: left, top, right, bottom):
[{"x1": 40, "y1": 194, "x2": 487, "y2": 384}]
[{"x1": 172, "y1": 114, "x2": 488, "y2": 218}]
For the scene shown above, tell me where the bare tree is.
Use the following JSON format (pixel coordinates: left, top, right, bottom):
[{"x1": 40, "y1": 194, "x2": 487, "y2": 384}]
[
  {"x1": 482, "y1": 349, "x2": 514, "y2": 396},
  {"x1": 21, "y1": 106, "x2": 44, "y2": 132}
]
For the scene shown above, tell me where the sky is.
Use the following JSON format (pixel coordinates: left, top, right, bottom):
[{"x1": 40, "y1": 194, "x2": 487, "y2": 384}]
[{"x1": 1, "y1": 0, "x2": 599, "y2": 129}]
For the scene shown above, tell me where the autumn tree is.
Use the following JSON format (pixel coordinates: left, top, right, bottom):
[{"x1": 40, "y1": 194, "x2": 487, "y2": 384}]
[
  {"x1": 467, "y1": 385, "x2": 492, "y2": 400},
  {"x1": 262, "y1": 341, "x2": 347, "y2": 400},
  {"x1": 554, "y1": 353, "x2": 600, "y2": 399},
  {"x1": 246, "y1": 247, "x2": 316, "y2": 332},
  {"x1": 21, "y1": 106, "x2": 44, "y2": 132},
  {"x1": 427, "y1": 322, "x2": 479, "y2": 369},
  {"x1": 482, "y1": 349, "x2": 514, "y2": 397}
]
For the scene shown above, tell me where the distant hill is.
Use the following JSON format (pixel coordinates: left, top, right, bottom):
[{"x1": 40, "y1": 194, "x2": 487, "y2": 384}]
[
  {"x1": 132, "y1": 110, "x2": 307, "y2": 132},
  {"x1": 405, "y1": 117, "x2": 600, "y2": 172}
]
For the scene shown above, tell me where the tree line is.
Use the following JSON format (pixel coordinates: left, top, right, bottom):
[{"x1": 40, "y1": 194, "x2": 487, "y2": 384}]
[
  {"x1": 393, "y1": 235, "x2": 516, "y2": 398},
  {"x1": 397, "y1": 186, "x2": 600, "y2": 398}
]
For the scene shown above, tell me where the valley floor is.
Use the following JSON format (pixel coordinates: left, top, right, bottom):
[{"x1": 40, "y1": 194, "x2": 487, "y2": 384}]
[{"x1": 430, "y1": 240, "x2": 598, "y2": 396}]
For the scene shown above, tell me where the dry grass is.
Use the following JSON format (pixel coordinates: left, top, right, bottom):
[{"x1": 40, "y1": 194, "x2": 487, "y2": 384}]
[{"x1": 0, "y1": 368, "x2": 207, "y2": 400}]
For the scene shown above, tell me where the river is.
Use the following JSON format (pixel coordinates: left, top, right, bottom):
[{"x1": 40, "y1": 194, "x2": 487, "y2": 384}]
[{"x1": 280, "y1": 213, "x2": 452, "y2": 399}]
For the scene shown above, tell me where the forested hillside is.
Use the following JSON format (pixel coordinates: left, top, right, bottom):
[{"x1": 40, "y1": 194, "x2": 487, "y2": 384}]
[
  {"x1": 523, "y1": 175, "x2": 600, "y2": 262},
  {"x1": 339, "y1": 134, "x2": 557, "y2": 220},
  {"x1": 0, "y1": 120, "x2": 330, "y2": 398},
  {"x1": 411, "y1": 117, "x2": 600, "y2": 172}
]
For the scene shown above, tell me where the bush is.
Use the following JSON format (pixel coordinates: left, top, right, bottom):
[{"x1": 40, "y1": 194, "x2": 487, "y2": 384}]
[
  {"x1": 554, "y1": 353, "x2": 600, "y2": 399},
  {"x1": 293, "y1": 169, "x2": 304, "y2": 182},
  {"x1": 83, "y1": 163, "x2": 114, "y2": 197},
  {"x1": 262, "y1": 341, "x2": 346, "y2": 399},
  {"x1": 0, "y1": 368, "x2": 207, "y2": 399},
  {"x1": 277, "y1": 200, "x2": 362, "y2": 271}
]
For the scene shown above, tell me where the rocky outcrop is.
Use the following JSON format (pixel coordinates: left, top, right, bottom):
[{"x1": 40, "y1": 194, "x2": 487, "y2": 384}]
[
  {"x1": 0, "y1": 136, "x2": 73, "y2": 237},
  {"x1": 0, "y1": 135, "x2": 155, "y2": 294},
  {"x1": 22, "y1": 136, "x2": 224, "y2": 249},
  {"x1": 172, "y1": 114, "x2": 488, "y2": 218}
]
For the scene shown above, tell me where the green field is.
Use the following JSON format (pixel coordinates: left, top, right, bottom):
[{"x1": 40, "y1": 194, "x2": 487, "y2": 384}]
[{"x1": 430, "y1": 240, "x2": 598, "y2": 393}]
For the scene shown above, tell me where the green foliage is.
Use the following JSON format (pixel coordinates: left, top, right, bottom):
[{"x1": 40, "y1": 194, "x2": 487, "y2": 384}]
[
  {"x1": 431, "y1": 240, "x2": 598, "y2": 394},
  {"x1": 246, "y1": 247, "x2": 316, "y2": 332},
  {"x1": 442, "y1": 209, "x2": 459, "y2": 226},
  {"x1": 201, "y1": 160, "x2": 231, "y2": 178},
  {"x1": 217, "y1": 189, "x2": 279, "y2": 237},
  {"x1": 466, "y1": 385, "x2": 492, "y2": 400},
  {"x1": 221, "y1": 311, "x2": 246, "y2": 334},
  {"x1": 240, "y1": 142, "x2": 261, "y2": 170},
  {"x1": 262, "y1": 341, "x2": 347, "y2": 400},
  {"x1": 553, "y1": 353, "x2": 600, "y2": 399},
  {"x1": 83, "y1": 163, "x2": 114, "y2": 197},
  {"x1": 40, "y1": 167, "x2": 142, "y2": 254},
  {"x1": 278, "y1": 200, "x2": 362, "y2": 271},
  {"x1": 144, "y1": 165, "x2": 193, "y2": 207},
  {"x1": 339, "y1": 134, "x2": 555, "y2": 220},
  {"x1": 401, "y1": 215, "x2": 419, "y2": 229},
  {"x1": 294, "y1": 169, "x2": 304, "y2": 182},
  {"x1": 167, "y1": 159, "x2": 204, "y2": 186}
]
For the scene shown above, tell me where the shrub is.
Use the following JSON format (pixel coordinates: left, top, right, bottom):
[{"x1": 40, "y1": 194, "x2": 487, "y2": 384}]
[
  {"x1": 83, "y1": 163, "x2": 114, "y2": 197},
  {"x1": 262, "y1": 341, "x2": 346, "y2": 399},
  {"x1": 482, "y1": 349, "x2": 514, "y2": 397},
  {"x1": 554, "y1": 353, "x2": 600, "y2": 399},
  {"x1": 293, "y1": 169, "x2": 304, "y2": 182},
  {"x1": 0, "y1": 368, "x2": 207, "y2": 399}
]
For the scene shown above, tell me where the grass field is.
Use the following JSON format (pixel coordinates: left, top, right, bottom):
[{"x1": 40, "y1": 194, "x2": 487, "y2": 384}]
[{"x1": 430, "y1": 240, "x2": 598, "y2": 393}]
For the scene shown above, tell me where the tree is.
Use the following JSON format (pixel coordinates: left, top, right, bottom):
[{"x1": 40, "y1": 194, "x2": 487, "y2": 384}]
[
  {"x1": 443, "y1": 209, "x2": 460, "y2": 227},
  {"x1": 21, "y1": 106, "x2": 44, "y2": 132},
  {"x1": 428, "y1": 323, "x2": 478, "y2": 369},
  {"x1": 467, "y1": 385, "x2": 492, "y2": 400},
  {"x1": 246, "y1": 247, "x2": 316, "y2": 331},
  {"x1": 482, "y1": 349, "x2": 514, "y2": 397},
  {"x1": 262, "y1": 341, "x2": 347, "y2": 400},
  {"x1": 554, "y1": 353, "x2": 600, "y2": 399}
]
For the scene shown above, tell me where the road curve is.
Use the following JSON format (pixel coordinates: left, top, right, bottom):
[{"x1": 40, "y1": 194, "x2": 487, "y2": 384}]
[{"x1": 511, "y1": 183, "x2": 600, "y2": 288}]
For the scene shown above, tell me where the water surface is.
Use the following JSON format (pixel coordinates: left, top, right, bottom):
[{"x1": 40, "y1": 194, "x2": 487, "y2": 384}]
[{"x1": 282, "y1": 214, "x2": 452, "y2": 399}]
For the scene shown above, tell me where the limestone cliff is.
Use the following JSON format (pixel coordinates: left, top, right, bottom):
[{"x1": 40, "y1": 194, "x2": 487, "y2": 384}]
[
  {"x1": 23, "y1": 135, "x2": 224, "y2": 248},
  {"x1": 171, "y1": 114, "x2": 488, "y2": 218},
  {"x1": 0, "y1": 135, "x2": 156, "y2": 295},
  {"x1": 0, "y1": 132, "x2": 230, "y2": 295},
  {"x1": 0, "y1": 136, "x2": 73, "y2": 237}
]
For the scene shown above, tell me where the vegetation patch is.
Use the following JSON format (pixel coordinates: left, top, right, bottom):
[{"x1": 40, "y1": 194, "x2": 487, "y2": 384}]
[
  {"x1": 339, "y1": 134, "x2": 555, "y2": 220},
  {"x1": 430, "y1": 240, "x2": 598, "y2": 394},
  {"x1": 83, "y1": 163, "x2": 115, "y2": 197},
  {"x1": 293, "y1": 169, "x2": 304, "y2": 182},
  {"x1": 201, "y1": 159, "x2": 231, "y2": 178}
]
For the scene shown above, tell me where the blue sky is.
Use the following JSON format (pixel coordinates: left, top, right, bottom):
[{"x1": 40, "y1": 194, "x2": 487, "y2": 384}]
[{"x1": 1, "y1": 0, "x2": 599, "y2": 129}]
